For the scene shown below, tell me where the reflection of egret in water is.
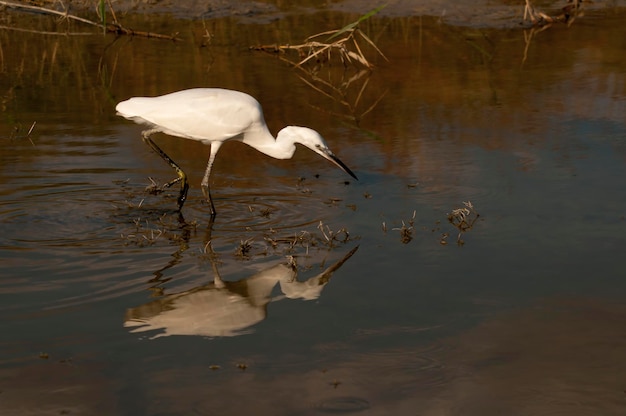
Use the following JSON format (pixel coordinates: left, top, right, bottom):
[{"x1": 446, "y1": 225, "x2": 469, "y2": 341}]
[{"x1": 124, "y1": 246, "x2": 358, "y2": 338}]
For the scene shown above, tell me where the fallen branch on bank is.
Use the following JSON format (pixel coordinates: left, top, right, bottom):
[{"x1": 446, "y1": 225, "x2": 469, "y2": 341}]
[
  {"x1": 524, "y1": 0, "x2": 585, "y2": 27},
  {"x1": 0, "y1": 0, "x2": 181, "y2": 40}
]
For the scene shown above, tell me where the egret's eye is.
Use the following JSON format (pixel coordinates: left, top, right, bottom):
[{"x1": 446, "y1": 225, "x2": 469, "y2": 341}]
[{"x1": 315, "y1": 144, "x2": 322, "y2": 149}]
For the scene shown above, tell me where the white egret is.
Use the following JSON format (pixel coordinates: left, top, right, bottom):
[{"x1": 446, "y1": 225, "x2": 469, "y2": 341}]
[{"x1": 115, "y1": 88, "x2": 357, "y2": 215}]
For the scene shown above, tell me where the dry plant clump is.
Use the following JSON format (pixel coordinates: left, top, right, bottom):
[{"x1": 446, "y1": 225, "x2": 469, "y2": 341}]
[
  {"x1": 235, "y1": 238, "x2": 254, "y2": 259},
  {"x1": 447, "y1": 201, "x2": 480, "y2": 245},
  {"x1": 317, "y1": 220, "x2": 351, "y2": 247},
  {"x1": 250, "y1": 6, "x2": 389, "y2": 125},
  {"x1": 250, "y1": 6, "x2": 389, "y2": 127},
  {"x1": 391, "y1": 210, "x2": 416, "y2": 244},
  {"x1": 522, "y1": 1, "x2": 586, "y2": 64},
  {"x1": 524, "y1": 0, "x2": 585, "y2": 27},
  {"x1": 210, "y1": 222, "x2": 356, "y2": 265},
  {"x1": 250, "y1": 6, "x2": 387, "y2": 126},
  {"x1": 261, "y1": 220, "x2": 354, "y2": 257},
  {"x1": 118, "y1": 213, "x2": 197, "y2": 247},
  {"x1": 382, "y1": 211, "x2": 416, "y2": 244},
  {"x1": 251, "y1": 5, "x2": 388, "y2": 70}
]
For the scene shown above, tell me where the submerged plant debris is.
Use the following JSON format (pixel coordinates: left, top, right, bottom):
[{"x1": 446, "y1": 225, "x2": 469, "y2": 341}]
[
  {"x1": 392, "y1": 211, "x2": 416, "y2": 244},
  {"x1": 447, "y1": 201, "x2": 480, "y2": 245}
]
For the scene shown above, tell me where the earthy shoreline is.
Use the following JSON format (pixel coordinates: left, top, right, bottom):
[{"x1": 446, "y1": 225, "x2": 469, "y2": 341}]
[{"x1": 8, "y1": 0, "x2": 626, "y2": 27}]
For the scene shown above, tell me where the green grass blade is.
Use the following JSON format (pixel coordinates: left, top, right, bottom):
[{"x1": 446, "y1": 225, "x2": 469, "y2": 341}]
[{"x1": 326, "y1": 4, "x2": 387, "y2": 41}]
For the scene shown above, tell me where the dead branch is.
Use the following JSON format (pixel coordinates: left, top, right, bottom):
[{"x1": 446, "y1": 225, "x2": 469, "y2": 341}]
[
  {"x1": 0, "y1": 1, "x2": 101, "y2": 26},
  {"x1": 0, "y1": 1, "x2": 181, "y2": 40},
  {"x1": 251, "y1": 6, "x2": 386, "y2": 70},
  {"x1": 524, "y1": 0, "x2": 585, "y2": 27}
]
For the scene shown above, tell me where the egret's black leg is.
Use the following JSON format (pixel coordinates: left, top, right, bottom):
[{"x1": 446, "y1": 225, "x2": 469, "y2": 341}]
[
  {"x1": 141, "y1": 129, "x2": 189, "y2": 210},
  {"x1": 200, "y1": 184, "x2": 216, "y2": 218}
]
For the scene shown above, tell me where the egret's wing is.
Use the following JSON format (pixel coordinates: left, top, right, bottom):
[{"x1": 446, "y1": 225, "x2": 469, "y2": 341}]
[{"x1": 116, "y1": 88, "x2": 264, "y2": 142}]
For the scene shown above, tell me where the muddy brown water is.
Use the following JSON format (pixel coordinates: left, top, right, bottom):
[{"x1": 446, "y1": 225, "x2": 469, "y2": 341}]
[{"x1": 1, "y1": 2, "x2": 626, "y2": 415}]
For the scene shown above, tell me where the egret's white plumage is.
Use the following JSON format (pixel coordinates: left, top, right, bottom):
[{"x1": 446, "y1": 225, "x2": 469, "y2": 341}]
[{"x1": 116, "y1": 88, "x2": 357, "y2": 215}]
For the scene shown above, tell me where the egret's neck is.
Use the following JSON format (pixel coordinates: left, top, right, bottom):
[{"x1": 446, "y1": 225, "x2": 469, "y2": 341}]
[
  {"x1": 244, "y1": 126, "x2": 297, "y2": 160},
  {"x1": 244, "y1": 264, "x2": 295, "y2": 306}
]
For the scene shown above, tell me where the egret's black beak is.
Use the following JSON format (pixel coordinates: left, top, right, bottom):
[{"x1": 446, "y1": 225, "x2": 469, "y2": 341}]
[{"x1": 325, "y1": 150, "x2": 358, "y2": 180}]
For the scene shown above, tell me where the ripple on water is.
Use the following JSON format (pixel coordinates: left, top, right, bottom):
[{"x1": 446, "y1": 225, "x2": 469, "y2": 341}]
[
  {"x1": 195, "y1": 188, "x2": 346, "y2": 231},
  {"x1": 304, "y1": 330, "x2": 455, "y2": 413},
  {"x1": 113, "y1": 173, "x2": 352, "y2": 231},
  {"x1": 0, "y1": 247, "x2": 164, "y2": 310},
  {"x1": 344, "y1": 341, "x2": 452, "y2": 394},
  {"x1": 314, "y1": 396, "x2": 371, "y2": 414}
]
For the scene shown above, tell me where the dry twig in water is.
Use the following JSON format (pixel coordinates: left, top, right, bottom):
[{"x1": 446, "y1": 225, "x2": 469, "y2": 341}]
[
  {"x1": 7, "y1": 121, "x2": 36, "y2": 146},
  {"x1": 251, "y1": 5, "x2": 387, "y2": 70},
  {"x1": 447, "y1": 201, "x2": 480, "y2": 245},
  {"x1": 251, "y1": 6, "x2": 388, "y2": 126}
]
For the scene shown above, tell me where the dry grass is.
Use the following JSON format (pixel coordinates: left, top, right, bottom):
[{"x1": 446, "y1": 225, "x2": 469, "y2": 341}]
[
  {"x1": 251, "y1": 5, "x2": 387, "y2": 70},
  {"x1": 118, "y1": 213, "x2": 197, "y2": 247},
  {"x1": 250, "y1": 6, "x2": 388, "y2": 125},
  {"x1": 0, "y1": 0, "x2": 181, "y2": 40}
]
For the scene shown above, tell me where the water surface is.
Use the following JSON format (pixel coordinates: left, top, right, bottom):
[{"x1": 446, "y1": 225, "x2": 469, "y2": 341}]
[{"x1": 1, "y1": 3, "x2": 625, "y2": 415}]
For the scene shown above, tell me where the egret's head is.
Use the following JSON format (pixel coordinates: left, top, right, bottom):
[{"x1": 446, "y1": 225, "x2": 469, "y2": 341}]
[{"x1": 281, "y1": 126, "x2": 358, "y2": 180}]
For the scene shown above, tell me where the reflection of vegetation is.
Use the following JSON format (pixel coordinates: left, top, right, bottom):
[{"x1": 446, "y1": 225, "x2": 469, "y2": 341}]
[
  {"x1": 251, "y1": 6, "x2": 387, "y2": 125},
  {"x1": 522, "y1": 0, "x2": 586, "y2": 64},
  {"x1": 251, "y1": 6, "x2": 388, "y2": 126},
  {"x1": 298, "y1": 68, "x2": 387, "y2": 126}
]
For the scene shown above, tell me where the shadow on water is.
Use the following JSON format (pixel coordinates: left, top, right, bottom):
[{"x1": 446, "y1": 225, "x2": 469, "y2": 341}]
[{"x1": 1, "y1": 2, "x2": 626, "y2": 415}]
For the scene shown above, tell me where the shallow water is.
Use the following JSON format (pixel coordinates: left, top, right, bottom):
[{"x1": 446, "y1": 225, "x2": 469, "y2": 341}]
[{"x1": 1, "y1": 4, "x2": 626, "y2": 415}]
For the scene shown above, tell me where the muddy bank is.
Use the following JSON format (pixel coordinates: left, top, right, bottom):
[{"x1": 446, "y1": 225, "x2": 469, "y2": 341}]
[{"x1": 13, "y1": 0, "x2": 626, "y2": 27}]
